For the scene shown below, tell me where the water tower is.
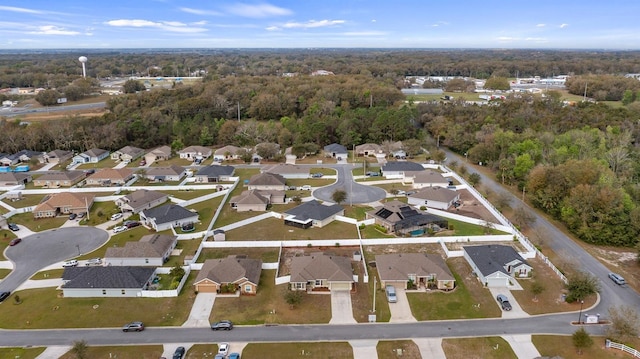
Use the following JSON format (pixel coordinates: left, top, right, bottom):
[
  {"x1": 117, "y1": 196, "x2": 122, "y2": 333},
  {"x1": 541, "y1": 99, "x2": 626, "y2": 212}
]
[{"x1": 78, "y1": 56, "x2": 88, "y2": 78}]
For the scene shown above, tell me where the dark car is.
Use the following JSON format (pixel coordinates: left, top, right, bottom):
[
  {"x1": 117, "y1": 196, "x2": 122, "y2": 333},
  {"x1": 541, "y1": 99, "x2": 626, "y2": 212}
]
[
  {"x1": 7, "y1": 223, "x2": 19, "y2": 231},
  {"x1": 69, "y1": 213, "x2": 77, "y2": 220},
  {"x1": 496, "y1": 294, "x2": 512, "y2": 311},
  {"x1": 124, "y1": 220, "x2": 141, "y2": 229},
  {"x1": 9, "y1": 238, "x2": 21, "y2": 246},
  {"x1": 173, "y1": 346, "x2": 186, "y2": 359},
  {"x1": 122, "y1": 321, "x2": 144, "y2": 332},
  {"x1": 0, "y1": 291, "x2": 10, "y2": 302},
  {"x1": 311, "y1": 173, "x2": 323, "y2": 178},
  {"x1": 211, "y1": 320, "x2": 233, "y2": 330}
]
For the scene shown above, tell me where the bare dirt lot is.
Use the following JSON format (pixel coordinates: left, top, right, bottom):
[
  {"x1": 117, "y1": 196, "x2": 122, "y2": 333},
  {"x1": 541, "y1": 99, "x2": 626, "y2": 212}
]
[{"x1": 444, "y1": 188, "x2": 500, "y2": 223}]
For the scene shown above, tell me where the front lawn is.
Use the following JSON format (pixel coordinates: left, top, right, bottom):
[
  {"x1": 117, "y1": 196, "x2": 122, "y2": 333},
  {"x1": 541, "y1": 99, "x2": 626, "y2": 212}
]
[
  {"x1": 9, "y1": 213, "x2": 67, "y2": 232},
  {"x1": 81, "y1": 201, "x2": 121, "y2": 227},
  {"x1": 59, "y1": 345, "x2": 163, "y2": 359},
  {"x1": 76, "y1": 159, "x2": 119, "y2": 169},
  {"x1": 442, "y1": 337, "x2": 516, "y2": 359},
  {"x1": 242, "y1": 342, "x2": 353, "y2": 359},
  {"x1": 31, "y1": 269, "x2": 64, "y2": 280},
  {"x1": 197, "y1": 247, "x2": 280, "y2": 263},
  {"x1": 0, "y1": 268, "x2": 11, "y2": 279},
  {"x1": 533, "y1": 335, "x2": 635, "y2": 359},
  {"x1": 377, "y1": 340, "x2": 421, "y2": 359},
  {"x1": 2, "y1": 194, "x2": 46, "y2": 208},
  {"x1": 286, "y1": 178, "x2": 335, "y2": 187},
  {"x1": 343, "y1": 205, "x2": 374, "y2": 220},
  {"x1": 351, "y1": 267, "x2": 391, "y2": 323},
  {"x1": 186, "y1": 344, "x2": 219, "y2": 358},
  {"x1": 77, "y1": 226, "x2": 158, "y2": 260},
  {"x1": 210, "y1": 270, "x2": 331, "y2": 325},
  {"x1": 0, "y1": 347, "x2": 45, "y2": 359},
  {"x1": 407, "y1": 257, "x2": 501, "y2": 320},
  {"x1": 164, "y1": 238, "x2": 202, "y2": 267},
  {"x1": 0, "y1": 272, "x2": 197, "y2": 329},
  {"x1": 224, "y1": 217, "x2": 359, "y2": 241}
]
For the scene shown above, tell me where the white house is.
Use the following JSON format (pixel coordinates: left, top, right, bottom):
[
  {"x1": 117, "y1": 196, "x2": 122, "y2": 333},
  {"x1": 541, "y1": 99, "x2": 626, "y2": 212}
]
[
  {"x1": 140, "y1": 204, "x2": 198, "y2": 232},
  {"x1": 463, "y1": 245, "x2": 532, "y2": 287},
  {"x1": 407, "y1": 187, "x2": 460, "y2": 210}
]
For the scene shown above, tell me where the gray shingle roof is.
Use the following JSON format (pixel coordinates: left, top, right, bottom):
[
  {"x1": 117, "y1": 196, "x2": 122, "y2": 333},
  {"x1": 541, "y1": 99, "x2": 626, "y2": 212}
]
[
  {"x1": 410, "y1": 187, "x2": 458, "y2": 202},
  {"x1": 248, "y1": 172, "x2": 286, "y2": 186},
  {"x1": 120, "y1": 190, "x2": 167, "y2": 211},
  {"x1": 195, "y1": 256, "x2": 262, "y2": 286},
  {"x1": 141, "y1": 204, "x2": 197, "y2": 224},
  {"x1": 290, "y1": 252, "x2": 353, "y2": 282},
  {"x1": 375, "y1": 253, "x2": 454, "y2": 282},
  {"x1": 195, "y1": 165, "x2": 234, "y2": 177},
  {"x1": 105, "y1": 234, "x2": 176, "y2": 258},
  {"x1": 382, "y1": 161, "x2": 425, "y2": 172},
  {"x1": 324, "y1": 143, "x2": 348, "y2": 153},
  {"x1": 285, "y1": 200, "x2": 343, "y2": 222},
  {"x1": 463, "y1": 245, "x2": 529, "y2": 277},
  {"x1": 62, "y1": 266, "x2": 155, "y2": 288}
]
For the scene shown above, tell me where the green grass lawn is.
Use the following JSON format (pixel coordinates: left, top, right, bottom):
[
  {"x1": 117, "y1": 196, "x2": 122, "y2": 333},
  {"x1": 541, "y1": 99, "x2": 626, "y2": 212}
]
[
  {"x1": 377, "y1": 340, "x2": 421, "y2": 359},
  {"x1": 309, "y1": 167, "x2": 337, "y2": 175},
  {"x1": 77, "y1": 226, "x2": 157, "y2": 260},
  {"x1": 213, "y1": 168, "x2": 260, "y2": 227},
  {"x1": 186, "y1": 344, "x2": 220, "y2": 358},
  {"x1": 186, "y1": 196, "x2": 223, "y2": 232},
  {"x1": 9, "y1": 213, "x2": 67, "y2": 232},
  {"x1": 31, "y1": 269, "x2": 64, "y2": 280},
  {"x1": 440, "y1": 219, "x2": 508, "y2": 236},
  {"x1": 161, "y1": 189, "x2": 218, "y2": 201},
  {"x1": 148, "y1": 157, "x2": 192, "y2": 167},
  {"x1": 343, "y1": 205, "x2": 374, "y2": 220},
  {"x1": 0, "y1": 230, "x2": 19, "y2": 259},
  {"x1": 0, "y1": 272, "x2": 197, "y2": 329},
  {"x1": 0, "y1": 347, "x2": 46, "y2": 359},
  {"x1": 210, "y1": 270, "x2": 331, "y2": 325},
  {"x1": 242, "y1": 342, "x2": 353, "y2": 359},
  {"x1": 59, "y1": 345, "x2": 163, "y2": 359},
  {"x1": 76, "y1": 159, "x2": 119, "y2": 169},
  {"x1": 533, "y1": 335, "x2": 633, "y2": 359},
  {"x1": 360, "y1": 225, "x2": 395, "y2": 239},
  {"x1": 81, "y1": 201, "x2": 121, "y2": 227},
  {"x1": 442, "y1": 337, "x2": 516, "y2": 359},
  {"x1": 0, "y1": 268, "x2": 11, "y2": 279},
  {"x1": 286, "y1": 178, "x2": 335, "y2": 187},
  {"x1": 351, "y1": 270, "x2": 391, "y2": 323},
  {"x1": 2, "y1": 194, "x2": 46, "y2": 208},
  {"x1": 224, "y1": 217, "x2": 359, "y2": 241},
  {"x1": 164, "y1": 238, "x2": 202, "y2": 268},
  {"x1": 373, "y1": 183, "x2": 413, "y2": 193},
  {"x1": 197, "y1": 247, "x2": 280, "y2": 263}
]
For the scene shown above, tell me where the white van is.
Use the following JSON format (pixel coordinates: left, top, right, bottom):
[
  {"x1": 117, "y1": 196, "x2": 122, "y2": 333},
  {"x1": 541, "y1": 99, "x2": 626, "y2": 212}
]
[
  {"x1": 609, "y1": 273, "x2": 626, "y2": 285},
  {"x1": 385, "y1": 285, "x2": 397, "y2": 303}
]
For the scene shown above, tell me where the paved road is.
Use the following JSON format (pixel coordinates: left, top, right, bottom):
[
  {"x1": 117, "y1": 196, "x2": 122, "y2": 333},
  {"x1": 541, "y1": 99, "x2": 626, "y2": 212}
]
[
  {"x1": 1, "y1": 227, "x2": 109, "y2": 293},
  {"x1": 313, "y1": 164, "x2": 386, "y2": 204},
  {"x1": 2, "y1": 102, "x2": 105, "y2": 117}
]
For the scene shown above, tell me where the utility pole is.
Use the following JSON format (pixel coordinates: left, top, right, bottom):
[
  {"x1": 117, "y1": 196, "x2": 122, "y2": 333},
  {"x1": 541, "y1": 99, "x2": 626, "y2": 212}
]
[{"x1": 237, "y1": 102, "x2": 240, "y2": 121}]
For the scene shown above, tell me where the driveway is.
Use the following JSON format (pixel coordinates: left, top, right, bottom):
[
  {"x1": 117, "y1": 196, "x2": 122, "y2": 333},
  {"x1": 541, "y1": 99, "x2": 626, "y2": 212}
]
[
  {"x1": 183, "y1": 293, "x2": 216, "y2": 328},
  {"x1": 350, "y1": 340, "x2": 378, "y2": 359},
  {"x1": 1, "y1": 227, "x2": 109, "y2": 293},
  {"x1": 488, "y1": 288, "x2": 529, "y2": 319},
  {"x1": 389, "y1": 288, "x2": 417, "y2": 323},
  {"x1": 313, "y1": 164, "x2": 386, "y2": 204},
  {"x1": 501, "y1": 335, "x2": 541, "y2": 358},
  {"x1": 413, "y1": 338, "x2": 446, "y2": 359},
  {"x1": 329, "y1": 290, "x2": 357, "y2": 324}
]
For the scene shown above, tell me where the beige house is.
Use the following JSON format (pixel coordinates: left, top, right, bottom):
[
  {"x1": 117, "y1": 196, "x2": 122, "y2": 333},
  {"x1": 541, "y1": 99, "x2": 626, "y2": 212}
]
[
  {"x1": 116, "y1": 189, "x2": 168, "y2": 213},
  {"x1": 194, "y1": 255, "x2": 262, "y2": 295},
  {"x1": 409, "y1": 170, "x2": 450, "y2": 189},
  {"x1": 375, "y1": 253, "x2": 455, "y2": 290},
  {"x1": 247, "y1": 172, "x2": 286, "y2": 191},
  {"x1": 33, "y1": 192, "x2": 94, "y2": 218},
  {"x1": 289, "y1": 253, "x2": 354, "y2": 292},
  {"x1": 33, "y1": 171, "x2": 85, "y2": 187},
  {"x1": 144, "y1": 146, "x2": 172, "y2": 165},
  {"x1": 178, "y1": 146, "x2": 212, "y2": 161},
  {"x1": 111, "y1": 146, "x2": 144, "y2": 162},
  {"x1": 407, "y1": 187, "x2": 460, "y2": 210},
  {"x1": 104, "y1": 234, "x2": 177, "y2": 267},
  {"x1": 229, "y1": 190, "x2": 271, "y2": 212},
  {"x1": 144, "y1": 165, "x2": 186, "y2": 182},
  {"x1": 0, "y1": 172, "x2": 32, "y2": 186},
  {"x1": 355, "y1": 143, "x2": 382, "y2": 157},
  {"x1": 213, "y1": 145, "x2": 242, "y2": 162},
  {"x1": 85, "y1": 168, "x2": 134, "y2": 186},
  {"x1": 40, "y1": 150, "x2": 73, "y2": 164}
]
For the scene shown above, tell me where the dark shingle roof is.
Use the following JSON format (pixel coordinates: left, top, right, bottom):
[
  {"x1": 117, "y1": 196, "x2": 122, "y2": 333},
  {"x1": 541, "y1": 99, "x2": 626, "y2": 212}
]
[
  {"x1": 284, "y1": 200, "x2": 343, "y2": 221},
  {"x1": 289, "y1": 253, "x2": 353, "y2": 282},
  {"x1": 324, "y1": 143, "x2": 348, "y2": 153},
  {"x1": 62, "y1": 266, "x2": 155, "y2": 288},
  {"x1": 195, "y1": 256, "x2": 262, "y2": 286},
  {"x1": 248, "y1": 172, "x2": 286, "y2": 186},
  {"x1": 463, "y1": 245, "x2": 529, "y2": 277},
  {"x1": 382, "y1": 161, "x2": 425, "y2": 172},
  {"x1": 142, "y1": 204, "x2": 197, "y2": 224},
  {"x1": 195, "y1": 165, "x2": 234, "y2": 177}
]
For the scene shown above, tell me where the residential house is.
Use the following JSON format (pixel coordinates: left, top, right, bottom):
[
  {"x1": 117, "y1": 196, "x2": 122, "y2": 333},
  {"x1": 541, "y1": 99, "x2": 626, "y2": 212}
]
[
  {"x1": 40, "y1": 150, "x2": 73, "y2": 164},
  {"x1": 104, "y1": 234, "x2": 177, "y2": 266},
  {"x1": 366, "y1": 200, "x2": 448, "y2": 236},
  {"x1": 247, "y1": 172, "x2": 286, "y2": 191},
  {"x1": 381, "y1": 161, "x2": 425, "y2": 179},
  {"x1": 323, "y1": 143, "x2": 348, "y2": 160},
  {"x1": 140, "y1": 204, "x2": 198, "y2": 231},
  {"x1": 463, "y1": 245, "x2": 533, "y2": 287},
  {"x1": 116, "y1": 189, "x2": 168, "y2": 213},
  {"x1": 0, "y1": 149, "x2": 41, "y2": 166},
  {"x1": 289, "y1": 252, "x2": 354, "y2": 292},
  {"x1": 213, "y1": 145, "x2": 242, "y2": 162},
  {"x1": 144, "y1": 165, "x2": 186, "y2": 182},
  {"x1": 61, "y1": 266, "x2": 156, "y2": 298},
  {"x1": 0, "y1": 172, "x2": 32, "y2": 186},
  {"x1": 85, "y1": 168, "x2": 134, "y2": 186},
  {"x1": 178, "y1": 146, "x2": 212, "y2": 161},
  {"x1": 72, "y1": 148, "x2": 109, "y2": 164},
  {"x1": 33, "y1": 171, "x2": 85, "y2": 187},
  {"x1": 261, "y1": 164, "x2": 310, "y2": 179},
  {"x1": 355, "y1": 143, "x2": 382, "y2": 157},
  {"x1": 229, "y1": 190, "x2": 282, "y2": 212},
  {"x1": 144, "y1": 146, "x2": 172, "y2": 165},
  {"x1": 410, "y1": 170, "x2": 450, "y2": 189},
  {"x1": 111, "y1": 146, "x2": 144, "y2": 162},
  {"x1": 283, "y1": 200, "x2": 344, "y2": 229},
  {"x1": 33, "y1": 192, "x2": 94, "y2": 218},
  {"x1": 375, "y1": 253, "x2": 455, "y2": 290},
  {"x1": 194, "y1": 255, "x2": 262, "y2": 295},
  {"x1": 194, "y1": 165, "x2": 235, "y2": 183},
  {"x1": 407, "y1": 187, "x2": 460, "y2": 210},
  {"x1": 388, "y1": 141, "x2": 406, "y2": 158}
]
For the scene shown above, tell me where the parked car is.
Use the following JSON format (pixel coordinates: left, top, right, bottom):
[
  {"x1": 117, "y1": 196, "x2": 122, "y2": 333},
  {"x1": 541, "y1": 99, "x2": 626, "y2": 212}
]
[
  {"x1": 0, "y1": 291, "x2": 10, "y2": 302},
  {"x1": 609, "y1": 272, "x2": 626, "y2": 285},
  {"x1": 77, "y1": 212, "x2": 86, "y2": 219},
  {"x1": 124, "y1": 220, "x2": 141, "y2": 229},
  {"x1": 396, "y1": 190, "x2": 406, "y2": 196},
  {"x1": 365, "y1": 171, "x2": 380, "y2": 177},
  {"x1": 214, "y1": 355, "x2": 225, "y2": 359},
  {"x1": 122, "y1": 321, "x2": 144, "y2": 332},
  {"x1": 385, "y1": 285, "x2": 397, "y2": 303},
  {"x1": 62, "y1": 260, "x2": 78, "y2": 267},
  {"x1": 496, "y1": 294, "x2": 512, "y2": 311},
  {"x1": 9, "y1": 238, "x2": 21, "y2": 246},
  {"x1": 173, "y1": 346, "x2": 186, "y2": 359},
  {"x1": 301, "y1": 185, "x2": 312, "y2": 191},
  {"x1": 7, "y1": 223, "x2": 19, "y2": 231},
  {"x1": 69, "y1": 213, "x2": 77, "y2": 220},
  {"x1": 218, "y1": 343, "x2": 229, "y2": 356},
  {"x1": 85, "y1": 258, "x2": 102, "y2": 266},
  {"x1": 211, "y1": 320, "x2": 234, "y2": 331},
  {"x1": 112, "y1": 226, "x2": 127, "y2": 234},
  {"x1": 311, "y1": 173, "x2": 323, "y2": 178},
  {"x1": 110, "y1": 213, "x2": 123, "y2": 221},
  {"x1": 229, "y1": 353, "x2": 241, "y2": 359}
]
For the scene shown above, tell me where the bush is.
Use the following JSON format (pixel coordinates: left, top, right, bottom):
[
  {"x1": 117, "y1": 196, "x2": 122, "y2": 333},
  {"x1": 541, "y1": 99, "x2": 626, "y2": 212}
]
[{"x1": 565, "y1": 271, "x2": 600, "y2": 302}]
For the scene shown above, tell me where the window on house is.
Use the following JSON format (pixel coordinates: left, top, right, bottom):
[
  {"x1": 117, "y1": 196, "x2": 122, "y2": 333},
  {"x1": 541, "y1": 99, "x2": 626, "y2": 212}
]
[
  {"x1": 245, "y1": 285, "x2": 252, "y2": 292},
  {"x1": 121, "y1": 290, "x2": 126, "y2": 295},
  {"x1": 102, "y1": 290, "x2": 106, "y2": 295},
  {"x1": 315, "y1": 280, "x2": 322, "y2": 286},
  {"x1": 145, "y1": 259, "x2": 149, "y2": 264}
]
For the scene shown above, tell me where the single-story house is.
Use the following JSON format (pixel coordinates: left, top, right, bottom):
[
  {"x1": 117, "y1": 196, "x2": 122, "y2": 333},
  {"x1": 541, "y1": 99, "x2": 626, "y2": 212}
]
[
  {"x1": 144, "y1": 165, "x2": 186, "y2": 182},
  {"x1": 366, "y1": 200, "x2": 448, "y2": 236},
  {"x1": 116, "y1": 189, "x2": 168, "y2": 213},
  {"x1": 213, "y1": 145, "x2": 242, "y2": 162},
  {"x1": 229, "y1": 190, "x2": 285, "y2": 212},
  {"x1": 104, "y1": 234, "x2": 177, "y2": 266},
  {"x1": 61, "y1": 266, "x2": 156, "y2": 298},
  {"x1": 140, "y1": 204, "x2": 198, "y2": 232},
  {"x1": 178, "y1": 146, "x2": 212, "y2": 161},
  {"x1": 381, "y1": 161, "x2": 425, "y2": 179},
  {"x1": 0, "y1": 172, "x2": 32, "y2": 186},
  {"x1": 355, "y1": 143, "x2": 382, "y2": 157},
  {"x1": 33, "y1": 171, "x2": 85, "y2": 187},
  {"x1": 283, "y1": 200, "x2": 344, "y2": 229},
  {"x1": 144, "y1": 146, "x2": 172, "y2": 165},
  {"x1": 407, "y1": 187, "x2": 460, "y2": 210},
  {"x1": 409, "y1": 170, "x2": 450, "y2": 189},
  {"x1": 194, "y1": 165, "x2": 235, "y2": 183},
  {"x1": 111, "y1": 146, "x2": 144, "y2": 162},
  {"x1": 194, "y1": 255, "x2": 262, "y2": 295},
  {"x1": 375, "y1": 253, "x2": 455, "y2": 290},
  {"x1": 247, "y1": 172, "x2": 286, "y2": 191},
  {"x1": 463, "y1": 245, "x2": 533, "y2": 287},
  {"x1": 261, "y1": 164, "x2": 310, "y2": 179},
  {"x1": 85, "y1": 168, "x2": 134, "y2": 186},
  {"x1": 33, "y1": 192, "x2": 94, "y2": 219},
  {"x1": 323, "y1": 143, "x2": 348, "y2": 160},
  {"x1": 0, "y1": 149, "x2": 42, "y2": 166},
  {"x1": 289, "y1": 252, "x2": 354, "y2": 292},
  {"x1": 40, "y1": 149, "x2": 73, "y2": 164},
  {"x1": 72, "y1": 148, "x2": 109, "y2": 164}
]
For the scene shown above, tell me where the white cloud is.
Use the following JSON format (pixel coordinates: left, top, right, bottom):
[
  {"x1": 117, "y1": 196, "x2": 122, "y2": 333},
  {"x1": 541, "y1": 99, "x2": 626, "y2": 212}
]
[
  {"x1": 560, "y1": 23, "x2": 569, "y2": 28},
  {"x1": 431, "y1": 21, "x2": 449, "y2": 27},
  {"x1": 281, "y1": 20, "x2": 345, "y2": 29},
  {"x1": 179, "y1": 7, "x2": 222, "y2": 16},
  {"x1": 525, "y1": 37, "x2": 548, "y2": 42},
  {"x1": 266, "y1": 26, "x2": 280, "y2": 31},
  {"x1": 536, "y1": 23, "x2": 546, "y2": 27},
  {"x1": 29, "y1": 25, "x2": 80, "y2": 36},
  {"x1": 371, "y1": 19, "x2": 377, "y2": 23},
  {"x1": 226, "y1": 3, "x2": 292, "y2": 18},
  {"x1": 106, "y1": 19, "x2": 207, "y2": 33},
  {"x1": 192, "y1": 21, "x2": 208, "y2": 26},
  {"x1": 0, "y1": 6, "x2": 45, "y2": 14}
]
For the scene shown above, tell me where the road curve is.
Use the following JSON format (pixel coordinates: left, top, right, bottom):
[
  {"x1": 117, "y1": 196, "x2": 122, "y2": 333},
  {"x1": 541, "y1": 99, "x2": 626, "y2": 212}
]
[{"x1": 313, "y1": 164, "x2": 386, "y2": 204}]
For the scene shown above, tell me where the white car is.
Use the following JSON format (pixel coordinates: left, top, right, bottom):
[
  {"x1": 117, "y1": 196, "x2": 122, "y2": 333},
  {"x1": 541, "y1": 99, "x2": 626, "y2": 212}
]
[
  {"x1": 218, "y1": 343, "x2": 229, "y2": 356},
  {"x1": 85, "y1": 258, "x2": 102, "y2": 266},
  {"x1": 110, "y1": 213, "x2": 123, "y2": 221},
  {"x1": 301, "y1": 185, "x2": 312, "y2": 191},
  {"x1": 112, "y1": 226, "x2": 127, "y2": 234},
  {"x1": 62, "y1": 260, "x2": 78, "y2": 267}
]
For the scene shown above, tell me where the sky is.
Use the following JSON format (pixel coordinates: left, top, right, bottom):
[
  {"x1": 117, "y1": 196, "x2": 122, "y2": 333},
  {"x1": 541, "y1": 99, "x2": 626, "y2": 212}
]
[{"x1": 1, "y1": 1, "x2": 639, "y2": 49}]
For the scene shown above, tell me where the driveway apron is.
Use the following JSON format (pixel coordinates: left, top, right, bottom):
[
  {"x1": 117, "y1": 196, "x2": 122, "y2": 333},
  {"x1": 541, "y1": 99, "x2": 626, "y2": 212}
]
[
  {"x1": 389, "y1": 288, "x2": 417, "y2": 323},
  {"x1": 413, "y1": 338, "x2": 446, "y2": 359},
  {"x1": 350, "y1": 339, "x2": 378, "y2": 359},
  {"x1": 488, "y1": 287, "x2": 529, "y2": 319},
  {"x1": 502, "y1": 334, "x2": 541, "y2": 358},
  {"x1": 182, "y1": 293, "x2": 216, "y2": 327},
  {"x1": 329, "y1": 290, "x2": 357, "y2": 324},
  {"x1": 34, "y1": 346, "x2": 71, "y2": 359}
]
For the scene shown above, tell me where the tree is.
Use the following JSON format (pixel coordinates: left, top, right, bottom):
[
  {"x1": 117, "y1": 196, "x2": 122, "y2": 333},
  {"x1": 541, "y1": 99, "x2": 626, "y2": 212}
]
[
  {"x1": 606, "y1": 305, "x2": 640, "y2": 342},
  {"x1": 512, "y1": 206, "x2": 536, "y2": 230},
  {"x1": 122, "y1": 79, "x2": 145, "y2": 94},
  {"x1": 332, "y1": 189, "x2": 347, "y2": 204},
  {"x1": 284, "y1": 290, "x2": 303, "y2": 308},
  {"x1": 565, "y1": 271, "x2": 600, "y2": 303},
  {"x1": 531, "y1": 281, "x2": 544, "y2": 301},
  {"x1": 467, "y1": 173, "x2": 481, "y2": 186},
  {"x1": 484, "y1": 77, "x2": 510, "y2": 91},
  {"x1": 35, "y1": 89, "x2": 60, "y2": 106},
  {"x1": 71, "y1": 340, "x2": 88, "y2": 359},
  {"x1": 255, "y1": 142, "x2": 280, "y2": 160},
  {"x1": 572, "y1": 327, "x2": 593, "y2": 355},
  {"x1": 170, "y1": 264, "x2": 185, "y2": 280}
]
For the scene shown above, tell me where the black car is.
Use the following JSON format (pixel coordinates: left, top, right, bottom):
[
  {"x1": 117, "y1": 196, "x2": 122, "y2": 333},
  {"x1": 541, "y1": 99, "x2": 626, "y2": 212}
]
[
  {"x1": 173, "y1": 346, "x2": 186, "y2": 359},
  {"x1": 7, "y1": 223, "x2": 19, "y2": 231},
  {"x1": 0, "y1": 291, "x2": 10, "y2": 302},
  {"x1": 9, "y1": 238, "x2": 21, "y2": 246},
  {"x1": 124, "y1": 220, "x2": 141, "y2": 229},
  {"x1": 69, "y1": 213, "x2": 77, "y2": 220},
  {"x1": 211, "y1": 320, "x2": 233, "y2": 330},
  {"x1": 496, "y1": 294, "x2": 512, "y2": 311}
]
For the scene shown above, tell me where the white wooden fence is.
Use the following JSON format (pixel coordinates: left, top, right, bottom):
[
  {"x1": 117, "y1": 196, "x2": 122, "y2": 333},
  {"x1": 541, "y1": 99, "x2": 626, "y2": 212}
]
[{"x1": 606, "y1": 339, "x2": 640, "y2": 357}]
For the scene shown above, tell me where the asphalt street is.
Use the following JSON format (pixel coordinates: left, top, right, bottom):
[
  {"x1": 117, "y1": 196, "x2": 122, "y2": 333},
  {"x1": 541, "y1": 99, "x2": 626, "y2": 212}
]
[
  {"x1": 312, "y1": 164, "x2": 386, "y2": 204},
  {"x1": 2, "y1": 102, "x2": 106, "y2": 117}
]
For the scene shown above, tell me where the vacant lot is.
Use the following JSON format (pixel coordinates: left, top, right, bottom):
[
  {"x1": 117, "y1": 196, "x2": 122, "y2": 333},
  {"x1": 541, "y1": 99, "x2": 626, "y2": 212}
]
[
  {"x1": 377, "y1": 340, "x2": 421, "y2": 359},
  {"x1": 197, "y1": 247, "x2": 280, "y2": 263},
  {"x1": 2, "y1": 194, "x2": 45, "y2": 208},
  {"x1": 533, "y1": 335, "x2": 636, "y2": 359},
  {"x1": 442, "y1": 337, "x2": 516, "y2": 359},
  {"x1": 242, "y1": 342, "x2": 353, "y2": 359},
  {"x1": 224, "y1": 217, "x2": 359, "y2": 241},
  {"x1": 59, "y1": 345, "x2": 163, "y2": 359},
  {"x1": 0, "y1": 347, "x2": 45, "y2": 359}
]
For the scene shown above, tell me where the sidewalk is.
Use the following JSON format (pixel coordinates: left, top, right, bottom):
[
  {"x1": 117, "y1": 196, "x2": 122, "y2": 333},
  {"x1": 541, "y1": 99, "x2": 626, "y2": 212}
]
[{"x1": 35, "y1": 346, "x2": 71, "y2": 359}]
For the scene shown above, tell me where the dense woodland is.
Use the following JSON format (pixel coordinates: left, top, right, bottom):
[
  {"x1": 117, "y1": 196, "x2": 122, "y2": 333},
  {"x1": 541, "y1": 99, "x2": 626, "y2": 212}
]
[{"x1": 2, "y1": 49, "x2": 640, "y2": 248}]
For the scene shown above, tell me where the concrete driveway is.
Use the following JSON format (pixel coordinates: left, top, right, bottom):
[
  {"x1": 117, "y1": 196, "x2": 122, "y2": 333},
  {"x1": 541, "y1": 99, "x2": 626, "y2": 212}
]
[
  {"x1": 389, "y1": 288, "x2": 417, "y2": 323},
  {"x1": 413, "y1": 338, "x2": 446, "y2": 359},
  {"x1": 183, "y1": 293, "x2": 216, "y2": 327},
  {"x1": 501, "y1": 335, "x2": 541, "y2": 358},
  {"x1": 329, "y1": 290, "x2": 357, "y2": 324},
  {"x1": 488, "y1": 287, "x2": 529, "y2": 319},
  {"x1": 350, "y1": 340, "x2": 378, "y2": 359}
]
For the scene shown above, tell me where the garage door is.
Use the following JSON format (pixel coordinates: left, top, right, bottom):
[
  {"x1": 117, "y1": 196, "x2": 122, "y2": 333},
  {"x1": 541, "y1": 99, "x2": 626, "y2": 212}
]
[
  {"x1": 330, "y1": 282, "x2": 352, "y2": 291},
  {"x1": 196, "y1": 283, "x2": 218, "y2": 293},
  {"x1": 486, "y1": 277, "x2": 507, "y2": 288}
]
